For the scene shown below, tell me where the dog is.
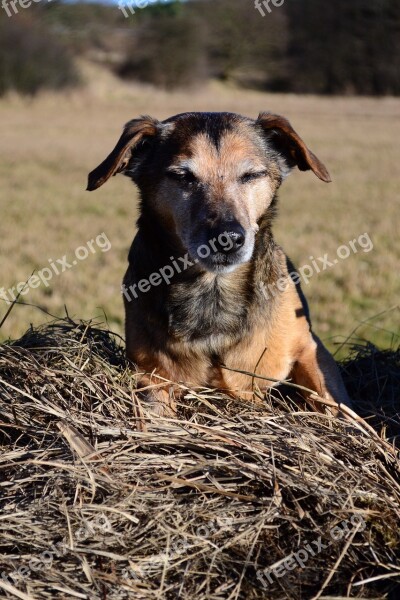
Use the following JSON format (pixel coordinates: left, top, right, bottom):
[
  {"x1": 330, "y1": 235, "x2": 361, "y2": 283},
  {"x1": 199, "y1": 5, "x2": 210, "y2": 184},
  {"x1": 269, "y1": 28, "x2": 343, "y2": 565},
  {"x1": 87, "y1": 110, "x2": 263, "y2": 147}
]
[{"x1": 87, "y1": 111, "x2": 353, "y2": 416}]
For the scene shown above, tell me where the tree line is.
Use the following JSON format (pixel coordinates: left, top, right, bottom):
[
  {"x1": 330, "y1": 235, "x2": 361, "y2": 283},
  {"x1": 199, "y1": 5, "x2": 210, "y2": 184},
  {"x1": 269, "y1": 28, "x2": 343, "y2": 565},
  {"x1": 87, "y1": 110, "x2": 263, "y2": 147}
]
[{"x1": 0, "y1": 0, "x2": 399, "y2": 96}]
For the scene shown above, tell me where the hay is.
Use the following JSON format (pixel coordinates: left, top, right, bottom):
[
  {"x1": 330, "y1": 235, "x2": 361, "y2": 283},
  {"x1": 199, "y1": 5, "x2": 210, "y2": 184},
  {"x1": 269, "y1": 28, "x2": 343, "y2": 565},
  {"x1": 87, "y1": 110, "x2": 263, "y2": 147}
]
[{"x1": 0, "y1": 318, "x2": 399, "y2": 600}]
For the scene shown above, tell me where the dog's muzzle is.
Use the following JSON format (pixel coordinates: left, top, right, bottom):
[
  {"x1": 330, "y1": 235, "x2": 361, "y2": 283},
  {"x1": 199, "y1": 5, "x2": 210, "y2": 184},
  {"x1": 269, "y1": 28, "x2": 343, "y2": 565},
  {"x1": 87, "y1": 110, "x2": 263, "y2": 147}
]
[
  {"x1": 190, "y1": 220, "x2": 254, "y2": 274},
  {"x1": 212, "y1": 222, "x2": 246, "y2": 253}
]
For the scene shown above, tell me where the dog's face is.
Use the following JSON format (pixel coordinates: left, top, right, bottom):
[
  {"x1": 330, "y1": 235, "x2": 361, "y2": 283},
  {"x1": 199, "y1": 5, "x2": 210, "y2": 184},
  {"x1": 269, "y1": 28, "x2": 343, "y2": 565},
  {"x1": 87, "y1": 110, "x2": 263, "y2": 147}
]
[{"x1": 88, "y1": 112, "x2": 330, "y2": 273}]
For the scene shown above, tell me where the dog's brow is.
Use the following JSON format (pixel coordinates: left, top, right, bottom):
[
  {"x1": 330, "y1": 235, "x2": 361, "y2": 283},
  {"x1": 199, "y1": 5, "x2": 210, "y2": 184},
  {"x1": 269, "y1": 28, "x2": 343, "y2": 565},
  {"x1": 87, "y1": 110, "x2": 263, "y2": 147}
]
[
  {"x1": 237, "y1": 159, "x2": 266, "y2": 173},
  {"x1": 166, "y1": 165, "x2": 192, "y2": 174},
  {"x1": 169, "y1": 160, "x2": 194, "y2": 171},
  {"x1": 168, "y1": 159, "x2": 202, "y2": 177}
]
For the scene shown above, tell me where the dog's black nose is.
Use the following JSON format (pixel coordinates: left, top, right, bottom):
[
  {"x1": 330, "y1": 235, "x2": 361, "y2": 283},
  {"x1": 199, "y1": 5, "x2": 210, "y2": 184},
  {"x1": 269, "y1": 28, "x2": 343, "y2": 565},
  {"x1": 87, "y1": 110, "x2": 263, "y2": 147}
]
[
  {"x1": 212, "y1": 223, "x2": 246, "y2": 254},
  {"x1": 227, "y1": 229, "x2": 245, "y2": 250}
]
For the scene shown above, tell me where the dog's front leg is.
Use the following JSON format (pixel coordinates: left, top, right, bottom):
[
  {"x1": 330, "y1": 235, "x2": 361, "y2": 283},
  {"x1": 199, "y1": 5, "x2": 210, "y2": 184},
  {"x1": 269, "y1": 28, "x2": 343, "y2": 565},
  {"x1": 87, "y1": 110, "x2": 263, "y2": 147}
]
[{"x1": 290, "y1": 333, "x2": 353, "y2": 416}]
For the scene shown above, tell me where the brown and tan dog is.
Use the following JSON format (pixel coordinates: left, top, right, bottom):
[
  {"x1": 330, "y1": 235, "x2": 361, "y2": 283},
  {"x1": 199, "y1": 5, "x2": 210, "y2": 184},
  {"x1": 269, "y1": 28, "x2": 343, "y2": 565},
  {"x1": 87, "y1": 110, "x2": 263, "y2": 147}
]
[{"x1": 88, "y1": 111, "x2": 353, "y2": 416}]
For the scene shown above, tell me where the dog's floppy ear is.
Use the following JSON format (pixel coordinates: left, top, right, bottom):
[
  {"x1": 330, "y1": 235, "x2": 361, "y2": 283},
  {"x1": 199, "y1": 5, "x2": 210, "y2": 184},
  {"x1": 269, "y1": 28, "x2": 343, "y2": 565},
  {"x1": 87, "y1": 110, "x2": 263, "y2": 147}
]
[
  {"x1": 87, "y1": 116, "x2": 159, "y2": 191},
  {"x1": 256, "y1": 112, "x2": 331, "y2": 183}
]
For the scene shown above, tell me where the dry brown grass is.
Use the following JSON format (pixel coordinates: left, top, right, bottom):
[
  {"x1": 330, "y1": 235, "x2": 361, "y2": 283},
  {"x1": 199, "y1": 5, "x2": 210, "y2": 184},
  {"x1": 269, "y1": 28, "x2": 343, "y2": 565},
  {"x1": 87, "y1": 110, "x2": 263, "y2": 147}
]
[
  {"x1": 0, "y1": 318, "x2": 399, "y2": 599},
  {"x1": 0, "y1": 62, "x2": 399, "y2": 353}
]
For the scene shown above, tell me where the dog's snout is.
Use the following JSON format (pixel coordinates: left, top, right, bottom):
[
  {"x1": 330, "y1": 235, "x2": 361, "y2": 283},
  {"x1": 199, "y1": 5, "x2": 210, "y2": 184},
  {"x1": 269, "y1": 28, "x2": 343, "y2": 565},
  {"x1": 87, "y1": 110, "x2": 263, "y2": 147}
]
[{"x1": 212, "y1": 223, "x2": 246, "y2": 254}]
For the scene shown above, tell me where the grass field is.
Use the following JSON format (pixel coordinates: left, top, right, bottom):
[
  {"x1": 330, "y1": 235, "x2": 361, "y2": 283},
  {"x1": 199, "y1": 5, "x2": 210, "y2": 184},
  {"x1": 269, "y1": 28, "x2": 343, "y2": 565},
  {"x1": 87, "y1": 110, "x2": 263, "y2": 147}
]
[
  {"x1": 1, "y1": 64, "x2": 400, "y2": 600},
  {"x1": 0, "y1": 62, "x2": 399, "y2": 353}
]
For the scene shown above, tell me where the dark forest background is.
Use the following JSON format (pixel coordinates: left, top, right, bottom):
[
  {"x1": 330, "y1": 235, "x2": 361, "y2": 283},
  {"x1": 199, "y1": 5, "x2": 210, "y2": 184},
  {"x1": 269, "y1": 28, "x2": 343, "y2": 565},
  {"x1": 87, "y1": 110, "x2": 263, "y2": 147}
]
[{"x1": 0, "y1": 0, "x2": 399, "y2": 96}]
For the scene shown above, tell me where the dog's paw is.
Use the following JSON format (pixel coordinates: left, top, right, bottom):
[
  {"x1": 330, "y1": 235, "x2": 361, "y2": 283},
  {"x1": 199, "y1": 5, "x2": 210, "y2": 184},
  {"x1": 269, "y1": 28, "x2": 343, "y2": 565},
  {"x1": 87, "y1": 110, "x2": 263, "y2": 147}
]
[
  {"x1": 136, "y1": 383, "x2": 177, "y2": 419},
  {"x1": 146, "y1": 398, "x2": 177, "y2": 418}
]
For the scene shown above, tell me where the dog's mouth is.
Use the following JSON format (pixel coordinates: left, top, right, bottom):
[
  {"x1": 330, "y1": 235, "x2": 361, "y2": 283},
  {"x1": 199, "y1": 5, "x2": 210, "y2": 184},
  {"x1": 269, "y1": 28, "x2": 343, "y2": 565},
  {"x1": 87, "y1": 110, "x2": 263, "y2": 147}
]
[{"x1": 188, "y1": 238, "x2": 255, "y2": 274}]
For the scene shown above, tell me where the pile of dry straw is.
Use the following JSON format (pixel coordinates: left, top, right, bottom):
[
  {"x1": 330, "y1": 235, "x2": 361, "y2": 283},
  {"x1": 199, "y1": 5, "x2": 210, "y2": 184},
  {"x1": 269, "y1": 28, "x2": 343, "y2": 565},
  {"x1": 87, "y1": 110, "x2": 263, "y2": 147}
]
[{"x1": 0, "y1": 318, "x2": 399, "y2": 599}]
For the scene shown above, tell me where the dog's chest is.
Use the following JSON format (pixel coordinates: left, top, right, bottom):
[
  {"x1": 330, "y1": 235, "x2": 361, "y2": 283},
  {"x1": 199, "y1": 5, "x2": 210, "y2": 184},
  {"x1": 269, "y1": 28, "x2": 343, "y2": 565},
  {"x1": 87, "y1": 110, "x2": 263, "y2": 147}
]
[{"x1": 166, "y1": 274, "x2": 251, "y2": 343}]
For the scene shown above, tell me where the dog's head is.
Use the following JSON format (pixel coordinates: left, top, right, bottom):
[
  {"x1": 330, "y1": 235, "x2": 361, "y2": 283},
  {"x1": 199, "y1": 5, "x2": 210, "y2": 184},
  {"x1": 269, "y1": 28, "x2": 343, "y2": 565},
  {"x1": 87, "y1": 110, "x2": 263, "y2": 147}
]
[{"x1": 88, "y1": 112, "x2": 330, "y2": 273}]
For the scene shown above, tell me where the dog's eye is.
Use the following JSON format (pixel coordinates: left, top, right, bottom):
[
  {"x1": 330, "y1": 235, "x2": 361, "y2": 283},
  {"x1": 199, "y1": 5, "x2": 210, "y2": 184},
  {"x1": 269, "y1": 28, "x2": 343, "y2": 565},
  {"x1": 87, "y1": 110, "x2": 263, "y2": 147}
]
[
  {"x1": 240, "y1": 171, "x2": 268, "y2": 184},
  {"x1": 166, "y1": 169, "x2": 197, "y2": 185}
]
